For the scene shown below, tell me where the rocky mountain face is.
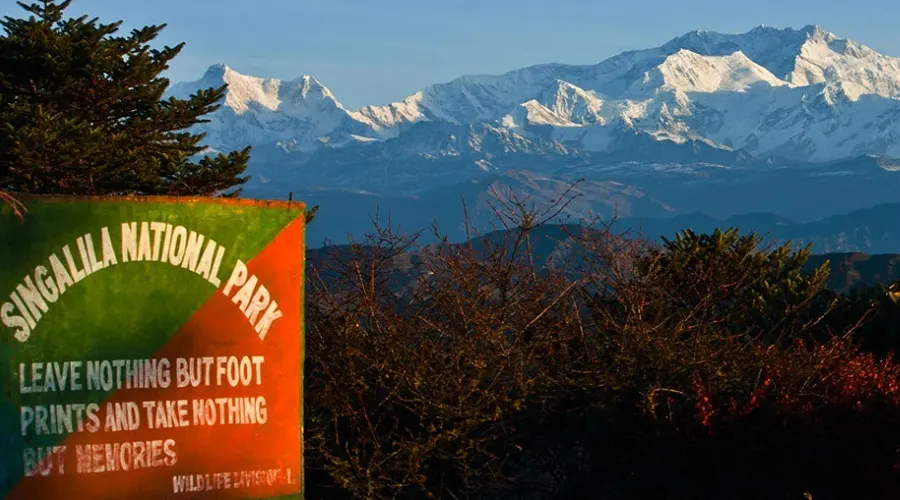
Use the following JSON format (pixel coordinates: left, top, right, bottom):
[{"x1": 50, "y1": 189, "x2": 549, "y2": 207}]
[{"x1": 168, "y1": 25, "x2": 900, "y2": 248}]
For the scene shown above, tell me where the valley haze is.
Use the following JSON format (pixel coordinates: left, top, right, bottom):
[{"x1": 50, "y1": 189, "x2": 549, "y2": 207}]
[{"x1": 167, "y1": 25, "x2": 900, "y2": 251}]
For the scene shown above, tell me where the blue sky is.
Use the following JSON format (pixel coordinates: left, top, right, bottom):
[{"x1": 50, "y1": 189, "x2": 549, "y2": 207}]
[{"x1": 3, "y1": 0, "x2": 900, "y2": 109}]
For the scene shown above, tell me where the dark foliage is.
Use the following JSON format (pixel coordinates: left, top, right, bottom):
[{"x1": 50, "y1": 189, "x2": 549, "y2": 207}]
[
  {"x1": 303, "y1": 190, "x2": 900, "y2": 500},
  {"x1": 0, "y1": 0, "x2": 249, "y2": 196}
]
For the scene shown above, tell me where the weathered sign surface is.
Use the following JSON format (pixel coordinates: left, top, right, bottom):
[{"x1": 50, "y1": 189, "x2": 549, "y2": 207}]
[{"x1": 0, "y1": 195, "x2": 305, "y2": 499}]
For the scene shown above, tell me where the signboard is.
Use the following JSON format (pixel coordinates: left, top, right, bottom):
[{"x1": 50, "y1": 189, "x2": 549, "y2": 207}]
[{"x1": 0, "y1": 195, "x2": 305, "y2": 499}]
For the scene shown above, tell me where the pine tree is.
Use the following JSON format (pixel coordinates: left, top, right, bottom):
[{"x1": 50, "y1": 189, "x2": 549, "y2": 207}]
[{"x1": 0, "y1": 0, "x2": 249, "y2": 196}]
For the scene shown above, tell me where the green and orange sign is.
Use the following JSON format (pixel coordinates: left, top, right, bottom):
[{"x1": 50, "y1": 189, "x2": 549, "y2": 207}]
[{"x1": 0, "y1": 195, "x2": 306, "y2": 499}]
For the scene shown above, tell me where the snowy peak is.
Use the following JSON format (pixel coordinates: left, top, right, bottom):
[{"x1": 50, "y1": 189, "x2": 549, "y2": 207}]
[
  {"x1": 802, "y1": 24, "x2": 836, "y2": 42},
  {"x1": 277, "y1": 75, "x2": 350, "y2": 115},
  {"x1": 219, "y1": 67, "x2": 282, "y2": 114},
  {"x1": 291, "y1": 75, "x2": 340, "y2": 104},
  {"x1": 649, "y1": 50, "x2": 788, "y2": 93},
  {"x1": 658, "y1": 25, "x2": 845, "y2": 81},
  {"x1": 654, "y1": 25, "x2": 900, "y2": 98},
  {"x1": 170, "y1": 64, "x2": 354, "y2": 116},
  {"x1": 201, "y1": 63, "x2": 229, "y2": 80},
  {"x1": 786, "y1": 28, "x2": 900, "y2": 97},
  {"x1": 166, "y1": 64, "x2": 382, "y2": 152},
  {"x1": 516, "y1": 80, "x2": 606, "y2": 126},
  {"x1": 216, "y1": 66, "x2": 345, "y2": 114},
  {"x1": 658, "y1": 26, "x2": 808, "y2": 78}
]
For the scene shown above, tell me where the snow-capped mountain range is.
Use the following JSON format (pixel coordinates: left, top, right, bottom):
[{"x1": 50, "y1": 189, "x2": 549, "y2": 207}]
[
  {"x1": 166, "y1": 25, "x2": 900, "y2": 248},
  {"x1": 169, "y1": 25, "x2": 900, "y2": 166}
]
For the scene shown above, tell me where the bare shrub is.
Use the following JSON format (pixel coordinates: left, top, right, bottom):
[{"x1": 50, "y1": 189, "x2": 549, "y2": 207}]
[{"x1": 304, "y1": 185, "x2": 900, "y2": 500}]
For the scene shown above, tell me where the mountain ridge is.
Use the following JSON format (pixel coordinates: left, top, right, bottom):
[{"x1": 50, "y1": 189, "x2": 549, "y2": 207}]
[
  {"x1": 168, "y1": 24, "x2": 900, "y2": 167},
  {"x1": 167, "y1": 25, "x2": 900, "y2": 249},
  {"x1": 305, "y1": 223, "x2": 900, "y2": 294}
]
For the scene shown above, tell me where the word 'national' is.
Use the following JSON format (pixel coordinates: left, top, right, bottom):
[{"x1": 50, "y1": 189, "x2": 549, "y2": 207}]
[{"x1": 2, "y1": 222, "x2": 226, "y2": 342}]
